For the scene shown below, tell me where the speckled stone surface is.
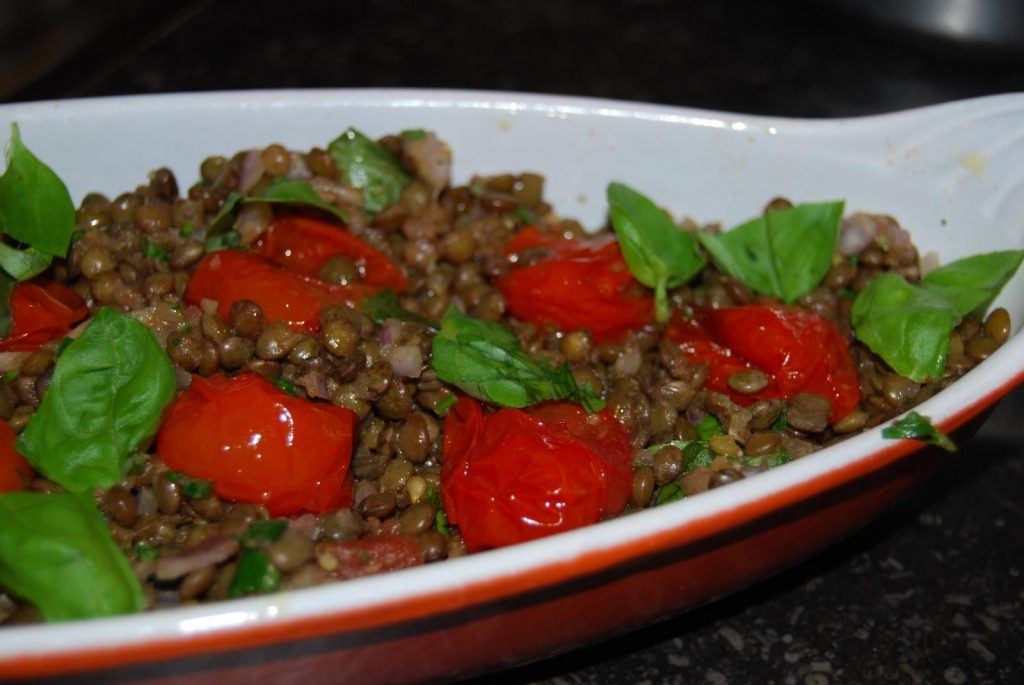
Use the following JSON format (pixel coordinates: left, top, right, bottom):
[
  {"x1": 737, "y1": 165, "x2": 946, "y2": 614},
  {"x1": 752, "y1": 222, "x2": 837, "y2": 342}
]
[{"x1": 8, "y1": 1, "x2": 1024, "y2": 683}]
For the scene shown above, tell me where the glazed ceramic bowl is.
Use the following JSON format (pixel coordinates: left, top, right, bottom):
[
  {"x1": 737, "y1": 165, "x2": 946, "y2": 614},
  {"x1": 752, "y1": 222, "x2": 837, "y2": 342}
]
[{"x1": 0, "y1": 90, "x2": 1022, "y2": 684}]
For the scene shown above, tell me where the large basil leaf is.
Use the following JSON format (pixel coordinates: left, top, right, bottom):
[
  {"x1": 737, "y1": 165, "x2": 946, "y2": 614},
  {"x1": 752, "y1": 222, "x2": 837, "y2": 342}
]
[
  {"x1": 431, "y1": 306, "x2": 604, "y2": 412},
  {"x1": 697, "y1": 201, "x2": 844, "y2": 303},
  {"x1": 852, "y1": 250, "x2": 1024, "y2": 382},
  {"x1": 607, "y1": 182, "x2": 706, "y2": 322},
  {"x1": 328, "y1": 128, "x2": 410, "y2": 213},
  {"x1": 0, "y1": 491, "x2": 144, "y2": 620},
  {"x1": 257, "y1": 178, "x2": 350, "y2": 223},
  {"x1": 919, "y1": 250, "x2": 1024, "y2": 318},
  {"x1": 0, "y1": 242, "x2": 51, "y2": 281},
  {"x1": 0, "y1": 123, "x2": 75, "y2": 259},
  {"x1": 18, "y1": 307, "x2": 175, "y2": 491}
]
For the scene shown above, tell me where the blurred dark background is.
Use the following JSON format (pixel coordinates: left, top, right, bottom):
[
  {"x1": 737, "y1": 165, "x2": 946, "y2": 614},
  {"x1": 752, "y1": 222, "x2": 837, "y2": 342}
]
[{"x1": 3, "y1": 1, "x2": 1023, "y2": 683}]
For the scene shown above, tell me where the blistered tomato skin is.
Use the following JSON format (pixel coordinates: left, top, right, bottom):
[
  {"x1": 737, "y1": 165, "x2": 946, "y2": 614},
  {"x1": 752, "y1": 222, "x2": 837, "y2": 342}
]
[
  {"x1": 0, "y1": 281, "x2": 88, "y2": 352},
  {"x1": 184, "y1": 250, "x2": 379, "y2": 331},
  {"x1": 441, "y1": 397, "x2": 633, "y2": 552},
  {"x1": 156, "y1": 372, "x2": 357, "y2": 516},
  {"x1": 253, "y1": 215, "x2": 407, "y2": 291},
  {"x1": 496, "y1": 227, "x2": 653, "y2": 343},
  {"x1": 0, "y1": 421, "x2": 33, "y2": 492},
  {"x1": 666, "y1": 304, "x2": 861, "y2": 423}
]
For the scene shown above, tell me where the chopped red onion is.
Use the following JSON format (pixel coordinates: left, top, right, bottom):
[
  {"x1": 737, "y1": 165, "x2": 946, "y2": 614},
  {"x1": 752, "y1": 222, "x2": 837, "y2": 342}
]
[
  {"x1": 237, "y1": 150, "x2": 265, "y2": 194},
  {"x1": 387, "y1": 344, "x2": 423, "y2": 379},
  {"x1": 154, "y1": 536, "x2": 240, "y2": 581}
]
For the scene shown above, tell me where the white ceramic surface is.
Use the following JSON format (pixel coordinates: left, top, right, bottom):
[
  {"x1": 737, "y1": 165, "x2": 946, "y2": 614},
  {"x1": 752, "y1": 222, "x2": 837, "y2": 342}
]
[{"x1": 0, "y1": 89, "x2": 1022, "y2": 661}]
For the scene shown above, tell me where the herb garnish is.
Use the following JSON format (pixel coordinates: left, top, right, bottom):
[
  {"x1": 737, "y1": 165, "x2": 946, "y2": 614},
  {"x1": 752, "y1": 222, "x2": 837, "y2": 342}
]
[
  {"x1": 607, "y1": 182, "x2": 706, "y2": 323},
  {"x1": 328, "y1": 128, "x2": 411, "y2": 213},
  {"x1": 653, "y1": 483, "x2": 685, "y2": 506},
  {"x1": 425, "y1": 488, "x2": 449, "y2": 536},
  {"x1": 697, "y1": 201, "x2": 844, "y2": 303},
  {"x1": 431, "y1": 306, "x2": 604, "y2": 412},
  {"x1": 0, "y1": 492, "x2": 144, "y2": 620},
  {"x1": 166, "y1": 470, "x2": 216, "y2": 499},
  {"x1": 881, "y1": 411, "x2": 955, "y2": 452},
  {"x1": 257, "y1": 178, "x2": 349, "y2": 223},
  {"x1": 361, "y1": 289, "x2": 437, "y2": 329},
  {"x1": 0, "y1": 124, "x2": 76, "y2": 335},
  {"x1": 228, "y1": 548, "x2": 282, "y2": 597},
  {"x1": 18, "y1": 308, "x2": 176, "y2": 491},
  {"x1": 852, "y1": 250, "x2": 1023, "y2": 381}
]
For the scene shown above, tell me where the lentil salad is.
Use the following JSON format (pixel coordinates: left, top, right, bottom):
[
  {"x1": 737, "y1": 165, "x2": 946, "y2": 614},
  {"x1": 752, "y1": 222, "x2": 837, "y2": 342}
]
[{"x1": 0, "y1": 125, "x2": 1020, "y2": 623}]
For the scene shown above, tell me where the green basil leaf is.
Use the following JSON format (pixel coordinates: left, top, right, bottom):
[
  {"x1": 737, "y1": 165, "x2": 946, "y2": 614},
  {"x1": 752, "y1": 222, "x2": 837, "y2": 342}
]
[
  {"x1": 431, "y1": 306, "x2": 605, "y2": 412},
  {"x1": 203, "y1": 192, "x2": 244, "y2": 252},
  {"x1": 434, "y1": 394, "x2": 457, "y2": 416},
  {"x1": 424, "y1": 488, "x2": 449, "y2": 536},
  {"x1": 0, "y1": 243, "x2": 51, "y2": 281},
  {"x1": 695, "y1": 415, "x2": 724, "y2": 440},
  {"x1": 851, "y1": 274, "x2": 957, "y2": 382},
  {"x1": 0, "y1": 271, "x2": 14, "y2": 338},
  {"x1": 881, "y1": 410, "x2": 955, "y2": 452},
  {"x1": 328, "y1": 128, "x2": 410, "y2": 213},
  {"x1": 240, "y1": 519, "x2": 289, "y2": 547},
  {"x1": 919, "y1": 250, "x2": 1024, "y2": 318},
  {"x1": 143, "y1": 239, "x2": 168, "y2": 262},
  {"x1": 697, "y1": 201, "x2": 844, "y2": 303},
  {"x1": 165, "y1": 470, "x2": 215, "y2": 499},
  {"x1": 205, "y1": 229, "x2": 242, "y2": 253},
  {"x1": 744, "y1": 448, "x2": 791, "y2": 469},
  {"x1": 0, "y1": 124, "x2": 75, "y2": 258},
  {"x1": 0, "y1": 492, "x2": 144, "y2": 621},
  {"x1": 853, "y1": 250, "x2": 1022, "y2": 381},
  {"x1": 682, "y1": 441, "x2": 715, "y2": 473},
  {"x1": 273, "y1": 378, "x2": 297, "y2": 396},
  {"x1": 513, "y1": 207, "x2": 536, "y2": 225},
  {"x1": 228, "y1": 548, "x2": 282, "y2": 597},
  {"x1": 257, "y1": 178, "x2": 349, "y2": 224},
  {"x1": 361, "y1": 289, "x2": 437, "y2": 329},
  {"x1": 654, "y1": 483, "x2": 685, "y2": 506},
  {"x1": 18, "y1": 307, "x2": 176, "y2": 491},
  {"x1": 607, "y1": 182, "x2": 706, "y2": 322},
  {"x1": 134, "y1": 542, "x2": 161, "y2": 561},
  {"x1": 644, "y1": 439, "x2": 692, "y2": 455}
]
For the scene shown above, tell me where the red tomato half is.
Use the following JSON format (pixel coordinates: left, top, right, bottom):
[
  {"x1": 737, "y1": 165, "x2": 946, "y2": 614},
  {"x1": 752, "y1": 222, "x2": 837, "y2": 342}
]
[
  {"x1": 184, "y1": 250, "x2": 379, "y2": 331},
  {"x1": 441, "y1": 396, "x2": 633, "y2": 552},
  {"x1": 156, "y1": 372, "x2": 357, "y2": 516},
  {"x1": 496, "y1": 227, "x2": 653, "y2": 343},
  {"x1": 253, "y1": 215, "x2": 407, "y2": 292},
  {"x1": 0, "y1": 421, "x2": 33, "y2": 492},
  {"x1": 0, "y1": 281, "x2": 87, "y2": 352},
  {"x1": 317, "y1": 536, "x2": 424, "y2": 580},
  {"x1": 666, "y1": 304, "x2": 861, "y2": 423}
]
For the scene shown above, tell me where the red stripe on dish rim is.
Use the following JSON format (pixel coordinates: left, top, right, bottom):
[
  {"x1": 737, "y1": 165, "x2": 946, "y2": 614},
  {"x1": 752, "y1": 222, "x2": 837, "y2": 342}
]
[{"x1": 1, "y1": 369, "x2": 1021, "y2": 679}]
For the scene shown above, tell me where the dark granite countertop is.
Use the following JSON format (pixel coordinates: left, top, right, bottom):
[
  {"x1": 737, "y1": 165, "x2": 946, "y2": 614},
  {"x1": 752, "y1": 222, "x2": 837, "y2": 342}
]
[{"x1": 5, "y1": 1, "x2": 1023, "y2": 682}]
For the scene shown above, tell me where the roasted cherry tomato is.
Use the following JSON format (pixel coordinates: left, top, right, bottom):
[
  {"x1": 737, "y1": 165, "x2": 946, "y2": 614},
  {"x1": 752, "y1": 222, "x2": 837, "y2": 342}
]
[
  {"x1": 253, "y1": 215, "x2": 407, "y2": 291},
  {"x1": 184, "y1": 250, "x2": 379, "y2": 331},
  {"x1": 316, "y1": 536, "x2": 424, "y2": 580},
  {"x1": 156, "y1": 372, "x2": 358, "y2": 516},
  {"x1": 0, "y1": 421, "x2": 33, "y2": 492},
  {"x1": 666, "y1": 304, "x2": 861, "y2": 423},
  {"x1": 496, "y1": 227, "x2": 653, "y2": 343},
  {"x1": 0, "y1": 281, "x2": 87, "y2": 352},
  {"x1": 441, "y1": 396, "x2": 633, "y2": 552}
]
